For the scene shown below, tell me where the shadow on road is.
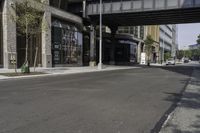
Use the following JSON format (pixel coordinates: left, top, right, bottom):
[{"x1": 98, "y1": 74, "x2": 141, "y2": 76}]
[
  {"x1": 151, "y1": 66, "x2": 200, "y2": 133},
  {"x1": 160, "y1": 68, "x2": 200, "y2": 133},
  {"x1": 159, "y1": 66, "x2": 194, "y2": 77}
]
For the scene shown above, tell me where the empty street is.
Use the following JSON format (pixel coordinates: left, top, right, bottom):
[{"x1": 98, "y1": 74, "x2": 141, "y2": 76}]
[{"x1": 0, "y1": 65, "x2": 196, "y2": 133}]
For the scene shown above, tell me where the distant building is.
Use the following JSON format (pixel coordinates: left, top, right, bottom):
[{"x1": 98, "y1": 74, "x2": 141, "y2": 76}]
[
  {"x1": 146, "y1": 25, "x2": 160, "y2": 63},
  {"x1": 159, "y1": 25, "x2": 177, "y2": 61},
  {"x1": 118, "y1": 26, "x2": 145, "y2": 40},
  {"x1": 117, "y1": 25, "x2": 178, "y2": 63},
  {"x1": 117, "y1": 26, "x2": 145, "y2": 63},
  {"x1": 189, "y1": 44, "x2": 200, "y2": 50}
]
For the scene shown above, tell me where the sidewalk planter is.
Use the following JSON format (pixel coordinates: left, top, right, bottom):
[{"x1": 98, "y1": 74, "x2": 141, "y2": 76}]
[
  {"x1": 21, "y1": 65, "x2": 30, "y2": 73},
  {"x1": 89, "y1": 61, "x2": 96, "y2": 67}
]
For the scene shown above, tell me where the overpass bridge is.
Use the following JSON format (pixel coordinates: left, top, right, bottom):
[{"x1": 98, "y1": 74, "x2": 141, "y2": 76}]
[{"x1": 86, "y1": 0, "x2": 200, "y2": 26}]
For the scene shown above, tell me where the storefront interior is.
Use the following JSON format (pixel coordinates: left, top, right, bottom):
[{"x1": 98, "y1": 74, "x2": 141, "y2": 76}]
[
  {"x1": 51, "y1": 17, "x2": 83, "y2": 67},
  {"x1": 17, "y1": 33, "x2": 42, "y2": 68}
]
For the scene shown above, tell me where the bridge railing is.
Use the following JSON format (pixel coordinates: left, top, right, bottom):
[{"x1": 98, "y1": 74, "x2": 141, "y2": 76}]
[{"x1": 87, "y1": 0, "x2": 200, "y2": 15}]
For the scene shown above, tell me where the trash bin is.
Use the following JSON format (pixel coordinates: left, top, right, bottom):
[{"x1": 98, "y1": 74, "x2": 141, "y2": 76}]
[{"x1": 21, "y1": 64, "x2": 30, "y2": 73}]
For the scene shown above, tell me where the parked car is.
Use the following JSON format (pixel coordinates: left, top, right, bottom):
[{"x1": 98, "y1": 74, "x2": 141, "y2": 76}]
[
  {"x1": 184, "y1": 58, "x2": 189, "y2": 63},
  {"x1": 166, "y1": 58, "x2": 175, "y2": 65}
]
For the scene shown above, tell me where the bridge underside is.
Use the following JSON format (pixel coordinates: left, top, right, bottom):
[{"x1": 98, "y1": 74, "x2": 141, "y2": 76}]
[{"x1": 89, "y1": 7, "x2": 200, "y2": 27}]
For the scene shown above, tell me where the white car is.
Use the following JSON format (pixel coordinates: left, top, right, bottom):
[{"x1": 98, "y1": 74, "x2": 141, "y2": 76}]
[{"x1": 166, "y1": 58, "x2": 175, "y2": 65}]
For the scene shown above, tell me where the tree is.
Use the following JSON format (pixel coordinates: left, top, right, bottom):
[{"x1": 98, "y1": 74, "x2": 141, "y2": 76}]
[
  {"x1": 197, "y1": 34, "x2": 200, "y2": 44},
  {"x1": 10, "y1": 0, "x2": 47, "y2": 73},
  {"x1": 144, "y1": 35, "x2": 155, "y2": 66},
  {"x1": 184, "y1": 50, "x2": 192, "y2": 59},
  {"x1": 177, "y1": 50, "x2": 184, "y2": 59},
  {"x1": 164, "y1": 52, "x2": 171, "y2": 61},
  {"x1": 177, "y1": 49, "x2": 200, "y2": 61}
]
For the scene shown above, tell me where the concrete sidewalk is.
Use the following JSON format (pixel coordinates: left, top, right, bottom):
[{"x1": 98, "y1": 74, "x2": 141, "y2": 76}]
[
  {"x1": 160, "y1": 67, "x2": 200, "y2": 133},
  {"x1": 0, "y1": 65, "x2": 139, "y2": 80},
  {"x1": 150, "y1": 63, "x2": 166, "y2": 66}
]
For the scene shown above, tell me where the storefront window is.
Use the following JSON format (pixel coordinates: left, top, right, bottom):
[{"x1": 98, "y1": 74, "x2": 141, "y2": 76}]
[
  {"x1": 52, "y1": 19, "x2": 82, "y2": 66},
  {"x1": 130, "y1": 44, "x2": 137, "y2": 63}
]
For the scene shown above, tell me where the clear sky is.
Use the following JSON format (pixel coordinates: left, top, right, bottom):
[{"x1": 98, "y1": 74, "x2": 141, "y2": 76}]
[{"x1": 178, "y1": 23, "x2": 200, "y2": 50}]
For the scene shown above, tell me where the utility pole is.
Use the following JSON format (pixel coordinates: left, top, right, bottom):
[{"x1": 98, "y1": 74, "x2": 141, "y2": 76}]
[
  {"x1": 98, "y1": 0, "x2": 103, "y2": 70},
  {"x1": 162, "y1": 39, "x2": 164, "y2": 64}
]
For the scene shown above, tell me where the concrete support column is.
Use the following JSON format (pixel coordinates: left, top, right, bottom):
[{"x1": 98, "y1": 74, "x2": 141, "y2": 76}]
[
  {"x1": 89, "y1": 25, "x2": 96, "y2": 66},
  {"x1": 109, "y1": 26, "x2": 117, "y2": 65},
  {"x1": 83, "y1": 0, "x2": 86, "y2": 18},
  {"x1": 42, "y1": 8, "x2": 52, "y2": 68},
  {"x1": 137, "y1": 42, "x2": 142, "y2": 64},
  {"x1": 3, "y1": 0, "x2": 17, "y2": 69},
  {"x1": 137, "y1": 26, "x2": 140, "y2": 39}
]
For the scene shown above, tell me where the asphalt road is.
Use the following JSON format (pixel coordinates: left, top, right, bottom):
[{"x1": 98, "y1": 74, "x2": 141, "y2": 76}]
[{"x1": 0, "y1": 65, "x2": 195, "y2": 133}]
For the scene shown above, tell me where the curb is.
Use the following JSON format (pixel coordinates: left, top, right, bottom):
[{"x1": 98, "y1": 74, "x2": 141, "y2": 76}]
[{"x1": 0, "y1": 67, "x2": 140, "y2": 81}]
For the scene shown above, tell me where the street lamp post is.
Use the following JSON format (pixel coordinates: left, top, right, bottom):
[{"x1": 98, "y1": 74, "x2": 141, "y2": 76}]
[
  {"x1": 98, "y1": 0, "x2": 103, "y2": 70},
  {"x1": 162, "y1": 39, "x2": 164, "y2": 64}
]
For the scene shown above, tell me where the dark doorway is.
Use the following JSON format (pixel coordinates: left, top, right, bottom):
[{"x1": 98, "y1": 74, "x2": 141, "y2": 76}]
[
  {"x1": 115, "y1": 44, "x2": 130, "y2": 64},
  {"x1": 83, "y1": 33, "x2": 90, "y2": 66},
  {"x1": 17, "y1": 33, "x2": 42, "y2": 68},
  {"x1": 96, "y1": 35, "x2": 137, "y2": 65}
]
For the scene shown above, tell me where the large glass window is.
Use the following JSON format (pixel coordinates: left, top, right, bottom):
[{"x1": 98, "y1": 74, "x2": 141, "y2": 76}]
[
  {"x1": 50, "y1": 0, "x2": 68, "y2": 11},
  {"x1": 52, "y1": 19, "x2": 83, "y2": 66}
]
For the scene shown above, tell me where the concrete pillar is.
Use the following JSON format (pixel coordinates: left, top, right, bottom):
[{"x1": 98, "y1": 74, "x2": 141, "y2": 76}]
[
  {"x1": 137, "y1": 26, "x2": 140, "y2": 39},
  {"x1": 109, "y1": 26, "x2": 117, "y2": 65},
  {"x1": 83, "y1": 0, "x2": 86, "y2": 18},
  {"x1": 3, "y1": 0, "x2": 17, "y2": 69},
  {"x1": 137, "y1": 42, "x2": 142, "y2": 64},
  {"x1": 0, "y1": 2, "x2": 3, "y2": 67},
  {"x1": 89, "y1": 25, "x2": 96, "y2": 66},
  {"x1": 42, "y1": 7, "x2": 52, "y2": 68}
]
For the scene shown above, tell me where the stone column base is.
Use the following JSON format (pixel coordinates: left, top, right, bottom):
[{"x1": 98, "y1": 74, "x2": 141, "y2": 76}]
[
  {"x1": 42, "y1": 54, "x2": 52, "y2": 68},
  {"x1": 109, "y1": 61, "x2": 115, "y2": 65},
  {"x1": 89, "y1": 61, "x2": 96, "y2": 67},
  {"x1": 4, "y1": 52, "x2": 17, "y2": 69}
]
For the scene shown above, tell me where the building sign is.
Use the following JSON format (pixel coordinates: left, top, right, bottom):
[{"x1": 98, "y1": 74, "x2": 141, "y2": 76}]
[{"x1": 141, "y1": 52, "x2": 146, "y2": 65}]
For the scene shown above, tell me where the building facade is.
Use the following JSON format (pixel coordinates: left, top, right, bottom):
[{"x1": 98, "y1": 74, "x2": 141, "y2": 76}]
[
  {"x1": 115, "y1": 24, "x2": 178, "y2": 63},
  {"x1": 146, "y1": 25, "x2": 160, "y2": 63},
  {"x1": 189, "y1": 44, "x2": 200, "y2": 50},
  {"x1": 0, "y1": 0, "x2": 84, "y2": 68},
  {"x1": 117, "y1": 25, "x2": 161, "y2": 63},
  {"x1": 159, "y1": 25, "x2": 177, "y2": 61},
  {"x1": 117, "y1": 26, "x2": 145, "y2": 64},
  {"x1": 0, "y1": 0, "x2": 178, "y2": 68}
]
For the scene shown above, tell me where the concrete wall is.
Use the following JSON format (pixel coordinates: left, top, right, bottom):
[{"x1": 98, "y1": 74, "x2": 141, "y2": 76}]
[
  {"x1": 0, "y1": 1, "x2": 3, "y2": 67},
  {"x1": 2, "y1": 0, "x2": 17, "y2": 69}
]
